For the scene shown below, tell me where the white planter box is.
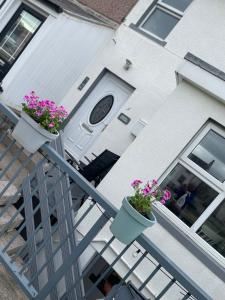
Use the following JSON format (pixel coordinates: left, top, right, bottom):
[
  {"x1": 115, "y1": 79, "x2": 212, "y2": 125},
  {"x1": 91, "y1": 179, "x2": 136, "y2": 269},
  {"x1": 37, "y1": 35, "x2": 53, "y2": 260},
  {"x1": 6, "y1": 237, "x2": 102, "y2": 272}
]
[{"x1": 12, "y1": 111, "x2": 59, "y2": 153}]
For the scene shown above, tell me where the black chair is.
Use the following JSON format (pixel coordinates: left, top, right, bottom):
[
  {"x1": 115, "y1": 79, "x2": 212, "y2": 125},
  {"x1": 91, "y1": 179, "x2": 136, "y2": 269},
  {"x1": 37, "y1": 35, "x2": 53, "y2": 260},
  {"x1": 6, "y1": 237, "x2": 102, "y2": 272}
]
[
  {"x1": 79, "y1": 149, "x2": 120, "y2": 186},
  {"x1": 68, "y1": 150, "x2": 120, "y2": 210}
]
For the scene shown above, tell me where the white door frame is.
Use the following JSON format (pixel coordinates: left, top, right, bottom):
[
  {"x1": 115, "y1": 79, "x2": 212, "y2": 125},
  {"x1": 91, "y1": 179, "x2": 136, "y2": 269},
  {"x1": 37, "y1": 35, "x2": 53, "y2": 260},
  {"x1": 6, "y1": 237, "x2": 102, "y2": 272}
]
[{"x1": 63, "y1": 69, "x2": 135, "y2": 159}]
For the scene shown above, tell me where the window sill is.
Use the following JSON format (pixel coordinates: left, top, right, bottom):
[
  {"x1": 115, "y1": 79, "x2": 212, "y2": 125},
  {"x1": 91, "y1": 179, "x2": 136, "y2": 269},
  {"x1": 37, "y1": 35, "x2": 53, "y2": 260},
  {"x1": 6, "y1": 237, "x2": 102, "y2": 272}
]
[
  {"x1": 129, "y1": 23, "x2": 167, "y2": 46},
  {"x1": 153, "y1": 205, "x2": 225, "y2": 281}
]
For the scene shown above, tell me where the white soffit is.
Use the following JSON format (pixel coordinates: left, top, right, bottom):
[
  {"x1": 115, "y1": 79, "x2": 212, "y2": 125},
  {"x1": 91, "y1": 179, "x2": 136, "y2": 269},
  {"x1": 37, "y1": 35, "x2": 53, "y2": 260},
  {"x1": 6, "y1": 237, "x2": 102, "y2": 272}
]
[{"x1": 176, "y1": 60, "x2": 225, "y2": 104}]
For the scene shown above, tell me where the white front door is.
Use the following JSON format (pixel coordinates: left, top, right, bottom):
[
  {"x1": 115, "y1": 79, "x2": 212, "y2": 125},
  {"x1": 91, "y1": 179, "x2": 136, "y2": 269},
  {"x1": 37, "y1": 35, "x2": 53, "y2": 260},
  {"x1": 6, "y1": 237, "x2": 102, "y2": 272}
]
[{"x1": 64, "y1": 72, "x2": 134, "y2": 160}]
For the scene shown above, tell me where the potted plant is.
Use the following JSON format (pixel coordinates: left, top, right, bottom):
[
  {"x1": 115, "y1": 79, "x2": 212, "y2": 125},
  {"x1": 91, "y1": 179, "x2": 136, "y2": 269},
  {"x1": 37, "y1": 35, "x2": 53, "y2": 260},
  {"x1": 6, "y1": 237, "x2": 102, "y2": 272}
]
[
  {"x1": 12, "y1": 91, "x2": 68, "y2": 153},
  {"x1": 110, "y1": 179, "x2": 171, "y2": 244}
]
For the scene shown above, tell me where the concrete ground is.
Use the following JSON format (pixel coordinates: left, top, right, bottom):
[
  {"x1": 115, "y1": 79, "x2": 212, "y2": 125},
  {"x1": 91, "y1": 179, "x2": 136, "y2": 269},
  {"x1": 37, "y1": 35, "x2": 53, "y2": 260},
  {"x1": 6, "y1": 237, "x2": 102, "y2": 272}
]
[{"x1": 0, "y1": 264, "x2": 27, "y2": 300}]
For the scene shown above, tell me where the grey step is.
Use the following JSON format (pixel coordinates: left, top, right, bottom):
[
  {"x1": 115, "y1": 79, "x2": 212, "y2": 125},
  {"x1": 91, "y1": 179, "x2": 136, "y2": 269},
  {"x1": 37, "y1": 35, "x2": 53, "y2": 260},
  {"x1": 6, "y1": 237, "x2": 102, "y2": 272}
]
[
  {"x1": 0, "y1": 205, "x2": 23, "y2": 231},
  {"x1": 0, "y1": 181, "x2": 19, "y2": 205},
  {"x1": 0, "y1": 230, "x2": 25, "y2": 256}
]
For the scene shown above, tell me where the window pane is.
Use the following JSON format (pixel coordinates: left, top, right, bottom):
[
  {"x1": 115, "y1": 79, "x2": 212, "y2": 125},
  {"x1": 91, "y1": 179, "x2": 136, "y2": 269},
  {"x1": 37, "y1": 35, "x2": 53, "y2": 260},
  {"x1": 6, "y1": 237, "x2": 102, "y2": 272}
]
[
  {"x1": 0, "y1": 10, "x2": 42, "y2": 65},
  {"x1": 161, "y1": 0, "x2": 192, "y2": 12},
  {"x1": 188, "y1": 130, "x2": 225, "y2": 182},
  {"x1": 197, "y1": 201, "x2": 225, "y2": 258},
  {"x1": 160, "y1": 164, "x2": 218, "y2": 227},
  {"x1": 141, "y1": 7, "x2": 179, "y2": 39}
]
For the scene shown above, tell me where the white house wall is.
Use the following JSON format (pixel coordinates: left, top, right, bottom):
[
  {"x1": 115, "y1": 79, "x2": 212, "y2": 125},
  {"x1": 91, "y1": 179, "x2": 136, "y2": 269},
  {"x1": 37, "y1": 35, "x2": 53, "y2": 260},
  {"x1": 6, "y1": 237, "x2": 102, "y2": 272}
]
[
  {"x1": 0, "y1": 1, "x2": 113, "y2": 108},
  {"x1": 96, "y1": 81, "x2": 225, "y2": 299},
  {"x1": 61, "y1": 0, "x2": 225, "y2": 160}
]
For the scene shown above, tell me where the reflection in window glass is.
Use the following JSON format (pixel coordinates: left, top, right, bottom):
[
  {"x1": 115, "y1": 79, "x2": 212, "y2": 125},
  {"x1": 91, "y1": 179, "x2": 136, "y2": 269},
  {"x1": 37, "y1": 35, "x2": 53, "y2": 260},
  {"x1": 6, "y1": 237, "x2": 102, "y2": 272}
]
[
  {"x1": 0, "y1": 10, "x2": 42, "y2": 65},
  {"x1": 141, "y1": 8, "x2": 179, "y2": 39},
  {"x1": 161, "y1": 0, "x2": 193, "y2": 12},
  {"x1": 197, "y1": 201, "x2": 225, "y2": 257},
  {"x1": 160, "y1": 164, "x2": 218, "y2": 227},
  {"x1": 188, "y1": 130, "x2": 225, "y2": 182}
]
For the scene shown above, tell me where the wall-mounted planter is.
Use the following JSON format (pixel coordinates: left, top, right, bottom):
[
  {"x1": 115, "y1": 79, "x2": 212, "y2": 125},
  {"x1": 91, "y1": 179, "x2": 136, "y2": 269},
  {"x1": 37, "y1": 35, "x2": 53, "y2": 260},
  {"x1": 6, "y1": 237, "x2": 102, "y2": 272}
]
[
  {"x1": 110, "y1": 197, "x2": 156, "y2": 245},
  {"x1": 12, "y1": 111, "x2": 59, "y2": 153}
]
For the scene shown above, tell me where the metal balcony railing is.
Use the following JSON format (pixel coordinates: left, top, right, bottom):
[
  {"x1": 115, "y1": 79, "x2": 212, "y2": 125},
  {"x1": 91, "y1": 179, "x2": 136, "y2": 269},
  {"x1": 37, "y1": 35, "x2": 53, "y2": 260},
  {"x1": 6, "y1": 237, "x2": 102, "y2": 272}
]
[{"x1": 0, "y1": 102, "x2": 212, "y2": 300}]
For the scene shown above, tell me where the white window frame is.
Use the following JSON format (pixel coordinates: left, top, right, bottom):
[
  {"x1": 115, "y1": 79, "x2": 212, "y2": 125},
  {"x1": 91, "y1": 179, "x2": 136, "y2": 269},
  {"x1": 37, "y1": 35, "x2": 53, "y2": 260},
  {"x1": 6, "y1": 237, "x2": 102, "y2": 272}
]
[
  {"x1": 156, "y1": 122, "x2": 225, "y2": 265},
  {"x1": 139, "y1": 0, "x2": 191, "y2": 42}
]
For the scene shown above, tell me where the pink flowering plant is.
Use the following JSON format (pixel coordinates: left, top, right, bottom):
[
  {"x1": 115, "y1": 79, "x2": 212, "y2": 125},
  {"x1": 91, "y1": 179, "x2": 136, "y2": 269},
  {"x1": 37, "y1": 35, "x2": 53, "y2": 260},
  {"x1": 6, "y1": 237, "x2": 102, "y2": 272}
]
[
  {"x1": 129, "y1": 179, "x2": 171, "y2": 217},
  {"x1": 22, "y1": 91, "x2": 68, "y2": 134}
]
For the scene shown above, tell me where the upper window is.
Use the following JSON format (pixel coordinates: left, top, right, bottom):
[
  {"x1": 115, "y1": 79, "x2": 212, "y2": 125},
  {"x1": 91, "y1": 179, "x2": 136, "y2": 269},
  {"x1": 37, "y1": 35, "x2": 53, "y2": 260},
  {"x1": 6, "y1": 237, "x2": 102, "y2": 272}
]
[
  {"x1": 160, "y1": 123, "x2": 225, "y2": 259},
  {"x1": 138, "y1": 0, "x2": 192, "y2": 43},
  {"x1": 0, "y1": 4, "x2": 45, "y2": 81}
]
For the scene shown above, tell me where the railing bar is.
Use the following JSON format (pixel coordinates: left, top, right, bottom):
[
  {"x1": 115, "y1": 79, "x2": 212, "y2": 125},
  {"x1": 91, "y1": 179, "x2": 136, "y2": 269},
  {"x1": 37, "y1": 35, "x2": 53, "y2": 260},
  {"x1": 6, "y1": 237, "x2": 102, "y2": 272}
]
[
  {"x1": 109, "y1": 251, "x2": 148, "y2": 299},
  {"x1": 85, "y1": 242, "x2": 131, "y2": 298},
  {"x1": 15, "y1": 173, "x2": 85, "y2": 261},
  {"x1": 0, "y1": 146, "x2": 24, "y2": 181},
  {"x1": 50, "y1": 163, "x2": 76, "y2": 300},
  {"x1": 0, "y1": 158, "x2": 47, "y2": 223},
  {"x1": 135, "y1": 235, "x2": 212, "y2": 300},
  {"x1": 64, "y1": 236, "x2": 116, "y2": 297},
  {"x1": 28, "y1": 201, "x2": 98, "y2": 286},
  {"x1": 181, "y1": 292, "x2": 192, "y2": 300},
  {"x1": 53, "y1": 137, "x2": 84, "y2": 300},
  {"x1": 54, "y1": 142, "x2": 84, "y2": 300},
  {"x1": 19, "y1": 199, "x2": 95, "y2": 275},
  {"x1": 155, "y1": 278, "x2": 176, "y2": 300},
  {"x1": 22, "y1": 176, "x2": 39, "y2": 290},
  {"x1": 139, "y1": 264, "x2": 161, "y2": 291},
  {"x1": 10, "y1": 175, "x2": 72, "y2": 261},
  {"x1": 0, "y1": 249, "x2": 38, "y2": 299},
  {"x1": 4, "y1": 171, "x2": 66, "y2": 253},
  {"x1": 34, "y1": 214, "x2": 108, "y2": 300},
  {"x1": 0, "y1": 128, "x2": 9, "y2": 144},
  {"x1": 0, "y1": 139, "x2": 16, "y2": 161},
  {"x1": 0, "y1": 117, "x2": 7, "y2": 130},
  {"x1": 0, "y1": 152, "x2": 34, "y2": 200},
  {"x1": 56, "y1": 136, "x2": 85, "y2": 300},
  {"x1": 42, "y1": 145, "x2": 117, "y2": 219},
  {"x1": 36, "y1": 164, "x2": 59, "y2": 300}
]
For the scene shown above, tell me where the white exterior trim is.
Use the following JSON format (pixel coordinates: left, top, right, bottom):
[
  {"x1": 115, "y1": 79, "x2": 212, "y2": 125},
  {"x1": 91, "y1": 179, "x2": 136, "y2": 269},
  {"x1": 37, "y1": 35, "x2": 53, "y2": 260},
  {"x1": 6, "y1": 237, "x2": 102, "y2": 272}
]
[{"x1": 176, "y1": 60, "x2": 225, "y2": 103}]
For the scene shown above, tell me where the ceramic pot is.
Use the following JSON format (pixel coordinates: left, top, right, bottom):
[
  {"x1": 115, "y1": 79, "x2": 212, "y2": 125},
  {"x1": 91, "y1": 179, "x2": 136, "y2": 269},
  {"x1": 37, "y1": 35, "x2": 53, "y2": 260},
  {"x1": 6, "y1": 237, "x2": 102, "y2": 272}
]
[{"x1": 110, "y1": 197, "x2": 156, "y2": 245}]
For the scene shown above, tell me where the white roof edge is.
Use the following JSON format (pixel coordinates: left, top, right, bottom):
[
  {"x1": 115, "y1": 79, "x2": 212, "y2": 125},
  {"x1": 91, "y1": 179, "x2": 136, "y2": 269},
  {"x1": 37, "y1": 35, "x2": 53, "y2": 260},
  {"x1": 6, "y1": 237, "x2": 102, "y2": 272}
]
[{"x1": 176, "y1": 60, "x2": 225, "y2": 103}]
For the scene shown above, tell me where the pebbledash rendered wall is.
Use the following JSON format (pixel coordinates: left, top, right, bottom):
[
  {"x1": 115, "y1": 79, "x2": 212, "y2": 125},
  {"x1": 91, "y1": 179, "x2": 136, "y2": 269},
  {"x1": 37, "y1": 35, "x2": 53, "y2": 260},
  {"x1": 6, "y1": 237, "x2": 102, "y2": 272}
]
[
  {"x1": 60, "y1": 0, "x2": 225, "y2": 298},
  {"x1": 0, "y1": 0, "x2": 113, "y2": 109}
]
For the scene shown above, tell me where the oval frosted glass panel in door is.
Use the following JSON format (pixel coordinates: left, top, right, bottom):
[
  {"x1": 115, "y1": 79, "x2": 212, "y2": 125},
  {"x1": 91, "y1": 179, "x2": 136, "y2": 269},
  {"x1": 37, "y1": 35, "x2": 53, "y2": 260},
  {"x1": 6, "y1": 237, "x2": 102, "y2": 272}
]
[{"x1": 89, "y1": 95, "x2": 114, "y2": 125}]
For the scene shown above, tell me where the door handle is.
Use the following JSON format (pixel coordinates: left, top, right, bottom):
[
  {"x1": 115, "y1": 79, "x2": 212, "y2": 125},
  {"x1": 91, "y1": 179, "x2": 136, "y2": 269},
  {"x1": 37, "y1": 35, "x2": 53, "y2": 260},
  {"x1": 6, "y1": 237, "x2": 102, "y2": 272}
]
[{"x1": 82, "y1": 123, "x2": 93, "y2": 133}]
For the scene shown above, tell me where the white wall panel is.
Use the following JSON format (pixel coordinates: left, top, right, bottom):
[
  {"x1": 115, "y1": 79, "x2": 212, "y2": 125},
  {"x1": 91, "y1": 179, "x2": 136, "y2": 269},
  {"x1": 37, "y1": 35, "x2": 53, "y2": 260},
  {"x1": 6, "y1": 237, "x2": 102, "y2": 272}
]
[{"x1": 1, "y1": 12, "x2": 112, "y2": 107}]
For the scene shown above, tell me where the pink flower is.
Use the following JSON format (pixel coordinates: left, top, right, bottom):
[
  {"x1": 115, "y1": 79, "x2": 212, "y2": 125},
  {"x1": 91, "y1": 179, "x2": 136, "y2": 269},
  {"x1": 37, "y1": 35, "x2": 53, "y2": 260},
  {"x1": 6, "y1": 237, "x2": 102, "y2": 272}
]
[
  {"x1": 164, "y1": 190, "x2": 171, "y2": 200},
  {"x1": 142, "y1": 187, "x2": 151, "y2": 196},
  {"x1": 131, "y1": 179, "x2": 142, "y2": 187},
  {"x1": 152, "y1": 179, "x2": 158, "y2": 185},
  {"x1": 35, "y1": 111, "x2": 43, "y2": 117},
  {"x1": 48, "y1": 122, "x2": 55, "y2": 128},
  {"x1": 160, "y1": 199, "x2": 166, "y2": 205}
]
